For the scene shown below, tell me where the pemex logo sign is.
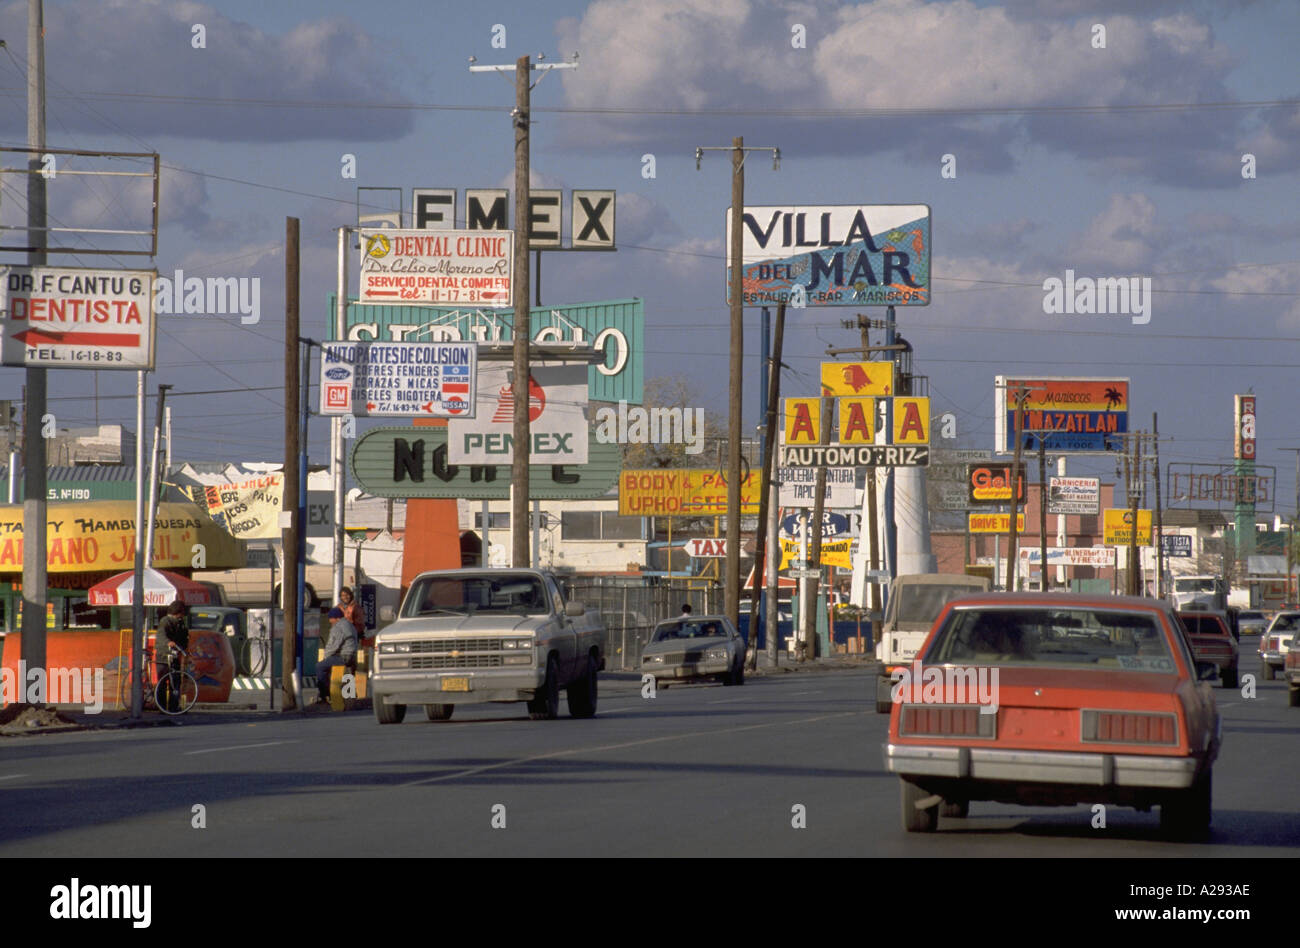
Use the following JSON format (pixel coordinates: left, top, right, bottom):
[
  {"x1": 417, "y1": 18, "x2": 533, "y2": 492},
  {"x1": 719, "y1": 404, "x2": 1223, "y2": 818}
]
[
  {"x1": 490, "y1": 374, "x2": 545, "y2": 423},
  {"x1": 449, "y1": 363, "x2": 587, "y2": 465}
]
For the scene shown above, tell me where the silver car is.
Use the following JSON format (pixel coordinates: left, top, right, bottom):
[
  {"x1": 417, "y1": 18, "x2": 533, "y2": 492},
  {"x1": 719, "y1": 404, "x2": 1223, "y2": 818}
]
[
  {"x1": 642, "y1": 615, "x2": 746, "y2": 686},
  {"x1": 1237, "y1": 610, "x2": 1268, "y2": 637},
  {"x1": 1260, "y1": 612, "x2": 1300, "y2": 680}
]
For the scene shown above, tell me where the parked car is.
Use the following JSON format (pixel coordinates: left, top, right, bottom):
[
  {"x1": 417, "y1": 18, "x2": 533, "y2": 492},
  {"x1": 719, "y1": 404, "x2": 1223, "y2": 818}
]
[
  {"x1": 1176, "y1": 610, "x2": 1239, "y2": 688},
  {"x1": 1259, "y1": 612, "x2": 1300, "y2": 681},
  {"x1": 642, "y1": 615, "x2": 746, "y2": 686},
  {"x1": 885, "y1": 593, "x2": 1221, "y2": 838},
  {"x1": 1285, "y1": 636, "x2": 1300, "y2": 708}
]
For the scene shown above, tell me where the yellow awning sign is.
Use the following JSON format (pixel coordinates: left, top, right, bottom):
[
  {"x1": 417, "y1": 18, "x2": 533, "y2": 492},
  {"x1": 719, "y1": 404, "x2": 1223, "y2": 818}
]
[{"x1": 0, "y1": 501, "x2": 245, "y2": 573}]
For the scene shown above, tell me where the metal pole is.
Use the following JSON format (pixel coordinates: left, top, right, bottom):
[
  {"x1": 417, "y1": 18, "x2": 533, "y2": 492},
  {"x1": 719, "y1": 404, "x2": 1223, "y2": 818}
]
[
  {"x1": 750, "y1": 301, "x2": 784, "y2": 669},
  {"x1": 532, "y1": 499, "x2": 541, "y2": 568},
  {"x1": 333, "y1": 226, "x2": 348, "y2": 604},
  {"x1": 130, "y1": 371, "x2": 145, "y2": 718},
  {"x1": 725, "y1": 136, "x2": 744, "y2": 631},
  {"x1": 1128, "y1": 434, "x2": 1141, "y2": 596},
  {"x1": 20, "y1": 0, "x2": 49, "y2": 703},
  {"x1": 1006, "y1": 390, "x2": 1026, "y2": 590},
  {"x1": 481, "y1": 499, "x2": 490, "y2": 566},
  {"x1": 163, "y1": 404, "x2": 172, "y2": 474},
  {"x1": 510, "y1": 54, "x2": 532, "y2": 567},
  {"x1": 884, "y1": 307, "x2": 897, "y2": 580},
  {"x1": 804, "y1": 392, "x2": 832, "y2": 658},
  {"x1": 297, "y1": 342, "x2": 310, "y2": 685},
  {"x1": 144, "y1": 385, "x2": 171, "y2": 567},
  {"x1": 281, "y1": 217, "x2": 301, "y2": 709},
  {"x1": 1038, "y1": 435, "x2": 1048, "y2": 591},
  {"x1": 1153, "y1": 413, "x2": 1164, "y2": 599}
]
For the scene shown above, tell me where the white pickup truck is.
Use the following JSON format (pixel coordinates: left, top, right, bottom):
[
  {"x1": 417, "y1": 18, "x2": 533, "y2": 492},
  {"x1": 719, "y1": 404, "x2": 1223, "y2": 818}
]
[
  {"x1": 370, "y1": 568, "x2": 605, "y2": 723},
  {"x1": 871, "y1": 572, "x2": 991, "y2": 713}
]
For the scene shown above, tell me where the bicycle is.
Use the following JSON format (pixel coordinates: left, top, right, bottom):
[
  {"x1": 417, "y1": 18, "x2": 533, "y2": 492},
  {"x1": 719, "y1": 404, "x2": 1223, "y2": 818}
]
[{"x1": 116, "y1": 645, "x2": 199, "y2": 715}]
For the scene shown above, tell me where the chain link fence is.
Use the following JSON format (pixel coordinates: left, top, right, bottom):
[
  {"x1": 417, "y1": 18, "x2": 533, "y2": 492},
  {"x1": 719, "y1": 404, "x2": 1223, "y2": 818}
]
[{"x1": 560, "y1": 577, "x2": 720, "y2": 670}]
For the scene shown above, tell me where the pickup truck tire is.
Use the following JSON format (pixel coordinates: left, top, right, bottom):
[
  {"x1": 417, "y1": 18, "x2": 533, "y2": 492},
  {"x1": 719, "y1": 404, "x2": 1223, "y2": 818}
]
[
  {"x1": 374, "y1": 699, "x2": 406, "y2": 725},
  {"x1": 1288, "y1": 685, "x2": 1300, "y2": 708},
  {"x1": 528, "y1": 655, "x2": 561, "y2": 720},
  {"x1": 900, "y1": 779, "x2": 939, "y2": 833},
  {"x1": 424, "y1": 704, "x2": 454, "y2": 721},
  {"x1": 1221, "y1": 664, "x2": 1238, "y2": 689},
  {"x1": 567, "y1": 654, "x2": 598, "y2": 718},
  {"x1": 1160, "y1": 771, "x2": 1212, "y2": 840},
  {"x1": 1263, "y1": 662, "x2": 1275, "y2": 681}
]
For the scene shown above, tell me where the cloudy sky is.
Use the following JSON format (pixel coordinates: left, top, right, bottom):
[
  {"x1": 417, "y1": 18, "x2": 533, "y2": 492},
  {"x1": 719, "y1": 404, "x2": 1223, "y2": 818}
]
[{"x1": 0, "y1": 0, "x2": 1296, "y2": 508}]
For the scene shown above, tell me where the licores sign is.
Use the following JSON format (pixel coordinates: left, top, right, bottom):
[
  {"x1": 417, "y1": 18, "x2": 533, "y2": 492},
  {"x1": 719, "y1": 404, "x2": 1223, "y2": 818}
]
[{"x1": 0, "y1": 266, "x2": 156, "y2": 370}]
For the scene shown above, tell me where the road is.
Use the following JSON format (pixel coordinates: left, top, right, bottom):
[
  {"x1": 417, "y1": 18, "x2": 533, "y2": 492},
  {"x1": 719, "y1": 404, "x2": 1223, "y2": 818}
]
[{"x1": 1, "y1": 655, "x2": 1298, "y2": 857}]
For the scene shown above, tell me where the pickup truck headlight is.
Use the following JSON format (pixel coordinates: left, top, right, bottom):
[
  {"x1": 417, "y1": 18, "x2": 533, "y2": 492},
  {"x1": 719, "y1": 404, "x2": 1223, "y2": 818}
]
[
  {"x1": 379, "y1": 642, "x2": 411, "y2": 654},
  {"x1": 503, "y1": 654, "x2": 531, "y2": 665},
  {"x1": 706, "y1": 649, "x2": 729, "y2": 661},
  {"x1": 644, "y1": 654, "x2": 664, "y2": 664},
  {"x1": 382, "y1": 657, "x2": 411, "y2": 669},
  {"x1": 501, "y1": 638, "x2": 535, "y2": 649}
]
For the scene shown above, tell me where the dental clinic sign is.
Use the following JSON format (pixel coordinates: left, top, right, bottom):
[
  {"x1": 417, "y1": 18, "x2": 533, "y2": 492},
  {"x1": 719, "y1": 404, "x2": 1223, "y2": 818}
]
[
  {"x1": 359, "y1": 230, "x2": 512, "y2": 307},
  {"x1": 727, "y1": 205, "x2": 930, "y2": 307},
  {"x1": 448, "y1": 363, "x2": 588, "y2": 465}
]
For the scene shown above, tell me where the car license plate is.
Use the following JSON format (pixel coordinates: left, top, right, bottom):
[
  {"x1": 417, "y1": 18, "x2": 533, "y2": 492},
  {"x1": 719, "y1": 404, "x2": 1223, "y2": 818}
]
[
  {"x1": 676, "y1": 667, "x2": 687, "y2": 677},
  {"x1": 441, "y1": 677, "x2": 470, "y2": 692}
]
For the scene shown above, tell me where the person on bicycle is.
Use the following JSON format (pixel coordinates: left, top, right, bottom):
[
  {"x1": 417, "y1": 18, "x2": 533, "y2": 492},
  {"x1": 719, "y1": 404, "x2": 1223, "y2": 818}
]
[
  {"x1": 155, "y1": 599, "x2": 190, "y2": 713},
  {"x1": 315, "y1": 607, "x2": 358, "y2": 706}
]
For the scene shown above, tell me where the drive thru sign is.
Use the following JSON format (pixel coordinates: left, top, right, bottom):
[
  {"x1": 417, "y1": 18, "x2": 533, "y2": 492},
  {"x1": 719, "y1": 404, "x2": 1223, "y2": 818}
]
[{"x1": 1, "y1": 266, "x2": 156, "y2": 369}]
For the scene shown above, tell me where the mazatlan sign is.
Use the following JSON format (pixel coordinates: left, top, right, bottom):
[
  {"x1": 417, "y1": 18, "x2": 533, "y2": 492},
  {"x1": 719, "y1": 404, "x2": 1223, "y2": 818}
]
[
  {"x1": 995, "y1": 376, "x2": 1129, "y2": 454},
  {"x1": 727, "y1": 205, "x2": 930, "y2": 307}
]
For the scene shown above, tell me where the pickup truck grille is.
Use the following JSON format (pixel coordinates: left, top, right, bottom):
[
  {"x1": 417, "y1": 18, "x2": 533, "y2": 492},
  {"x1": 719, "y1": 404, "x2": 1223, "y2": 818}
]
[
  {"x1": 410, "y1": 653, "x2": 504, "y2": 670},
  {"x1": 408, "y1": 638, "x2": 504, "y2": 653}
]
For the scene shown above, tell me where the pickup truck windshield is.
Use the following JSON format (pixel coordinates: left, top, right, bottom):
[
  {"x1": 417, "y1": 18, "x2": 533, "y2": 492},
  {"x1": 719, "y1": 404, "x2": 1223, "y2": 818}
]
[
  {"x1": 895, "y1": 584, "x2": 987, "y2": 624},
  {"x1": 403, "y1": 575, "x2": 549, "y2": 617}
]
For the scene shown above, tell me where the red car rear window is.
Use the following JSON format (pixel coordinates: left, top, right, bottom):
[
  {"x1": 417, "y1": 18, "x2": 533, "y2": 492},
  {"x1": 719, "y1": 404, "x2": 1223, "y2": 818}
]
[{"x1": 1179, "y1": 615, "x2": 1229, "y2": 636}]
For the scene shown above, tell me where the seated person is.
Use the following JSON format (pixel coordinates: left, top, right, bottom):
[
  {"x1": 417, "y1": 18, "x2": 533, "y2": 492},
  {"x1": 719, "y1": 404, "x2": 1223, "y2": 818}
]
[
  {"x1": 702, "y1": 622, "x2": 720, "y2": 637},
  {"x1": 316, "y1": 607, "x2": 358, "y2": 706}
]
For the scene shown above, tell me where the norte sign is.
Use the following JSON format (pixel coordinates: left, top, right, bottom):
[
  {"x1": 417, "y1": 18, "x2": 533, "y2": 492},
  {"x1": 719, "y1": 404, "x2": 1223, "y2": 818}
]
[
  {"x1": 350, "y1": 427, "x2": 619, "y2": 500},
  {"x1": 728, "y1": 205, "x2": 930, "y2": 307},
  {"x1": 1, "y1": 266, "x2": 156, "y2": 370}
]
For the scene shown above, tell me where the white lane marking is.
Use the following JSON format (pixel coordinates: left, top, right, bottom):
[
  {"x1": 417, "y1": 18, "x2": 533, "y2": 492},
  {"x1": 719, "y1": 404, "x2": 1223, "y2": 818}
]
[
  {"x1": 706, "y1": 697, "x2": 748, "y2": 704},
  {"x1": 0, "y1": 774, "x2": 30, "y2": 782},
  {"x1": 183, "y1": 740, "x2": 299, "y2": 757},
  {"x1": 396, "y1": 710, "x2": 860, "y2": 788},
  {"x1": 788, "y1": 690, "x2": 822, "y2": 696}
]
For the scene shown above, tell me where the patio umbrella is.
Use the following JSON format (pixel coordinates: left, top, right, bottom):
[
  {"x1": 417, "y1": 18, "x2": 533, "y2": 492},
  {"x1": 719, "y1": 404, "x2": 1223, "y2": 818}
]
[{"x1": 88, "y1": 567, "x2": 213, "y2": 607}]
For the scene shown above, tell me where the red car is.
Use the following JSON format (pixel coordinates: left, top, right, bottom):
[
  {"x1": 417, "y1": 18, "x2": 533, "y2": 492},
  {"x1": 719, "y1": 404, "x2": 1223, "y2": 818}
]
[
  {"x1": 885, "y1": 593, "x2": 1222, "y2": 839},
  {"x1": 1175, "y1": 610, "x2": 1239, "y2": 688},
  {"x1": 1285, "y1": 638, "x2": 1300, "y2": 707}
]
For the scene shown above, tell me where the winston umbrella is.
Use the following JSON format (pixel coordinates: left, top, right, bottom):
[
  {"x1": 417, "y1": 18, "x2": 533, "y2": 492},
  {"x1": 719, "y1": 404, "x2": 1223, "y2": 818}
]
[{"x1": 88, "y1": 568, "x2": 213, "y2": 607}]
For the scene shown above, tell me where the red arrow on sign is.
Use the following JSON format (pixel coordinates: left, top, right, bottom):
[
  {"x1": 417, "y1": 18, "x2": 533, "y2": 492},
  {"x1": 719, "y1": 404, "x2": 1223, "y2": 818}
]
[
  {"x1": 421, "y1": 401, "x2": 434, "y2": 413},
  {"x1": 366, "y1": 402, "x2": 377, "y2": 411},
  {"x1": 14, "y1": 328, "x2": 140, "y2": 348}
]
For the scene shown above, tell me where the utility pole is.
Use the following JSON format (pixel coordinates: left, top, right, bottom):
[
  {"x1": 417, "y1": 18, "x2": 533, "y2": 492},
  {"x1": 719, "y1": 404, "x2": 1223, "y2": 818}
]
[
  {"x1": 1006, "y1": 387, "x2": 1028, "y2": 590},
  {"x1": 332, "y1": 226, "x2": 349, "y2": 604},
  {"x1": 1283, "y1": 447, "x2": 1300, "y2": 603},
  {"x1": 282, "y1": 217, "x2": 301, "y2": 710},
  {"x1": 1153, "y1": 413, "x2": 1164, "y2": 599},
  {"x1": 143, "y1": 384, "x2": 172, "y2": 565},
  {"x1": 696, "y1": 140, "x2": 778, "y2": 631},
  {"x1": 1038, "y1": 434, "x2": 1048, "y2": 591},
  {"x1": 21, "y1": 0, "x2": 48, "y2": 703},
  {"x1": 469, "y1": 52, "x2": 577, "y2": 568},
  {"x1": 749, "y1": 301, "x2": 785, "y2": 670},
  {"x1": 1128, "y1": 431, "x2": 1142, "y2": 596}
]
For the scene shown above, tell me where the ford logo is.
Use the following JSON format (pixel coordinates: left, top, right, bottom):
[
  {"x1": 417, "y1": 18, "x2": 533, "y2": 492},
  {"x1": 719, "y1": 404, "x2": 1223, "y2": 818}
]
[{"x1": 324, "y1": 367, "x2": 350, "y2": 380}]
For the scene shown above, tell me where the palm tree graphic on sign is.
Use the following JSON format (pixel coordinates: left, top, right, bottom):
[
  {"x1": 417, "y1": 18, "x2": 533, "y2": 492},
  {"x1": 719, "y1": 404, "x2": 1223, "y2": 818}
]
[{"x1": 1103, "y1": 387, "x2": 1123, "y2": 410}]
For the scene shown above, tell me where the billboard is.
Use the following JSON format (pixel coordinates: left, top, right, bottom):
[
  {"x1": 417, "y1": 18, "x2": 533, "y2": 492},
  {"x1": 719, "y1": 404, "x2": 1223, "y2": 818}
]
[
  {"x1": 968, "y1": 512, "x2": 1025, "y2": 533},
  {"x1": 820, "y1": 361, "x2": 894, "y2": 397},
  {"x1": 1235, "y1": 395, "x2": 1256, "y2": 460},
  {"x1": 331, "y1": 296, "x2": 643, "y2": 404},
  {"x1": 358, "y1": 229, "x2": 512, "y2": 306},
  {"x1": 318, "y1": 341, "x2": 477, "y2": 418},
  {"x1": 1, "y1": 266, "x2": 156, "y2": 370},
  {"x1": 1047, "y1": 476, "x2": 1101, "y2": 515},
  {"x1": 1103, "y1": 508, "x2": 1152, "y2": 545},
  {"x1": 995, "y1": 376, "x2": 1129, "y2": 454},
  {"x1": 727, "y1": 205, "x2": 930, "y2": 307},
  {"x1": 447, "y1": 363, "x2": 587, "y2": 465},
  {"x1": 778, "y1": 467, "x2": 855, "y2": 508},
  {"x1": 1019, "y1": 547, "x2": 1116, "y2": 567},
  {"x1": 1162, "y1": 534, "x2": 1192, "y2": 557},
  {"x1": 967, "y1": 462, "x2": 1026, "y2": 506},
  {"x1": 1166, "y1": 463, "x2": 1274, "y2": 511},
  {"x1": 619, "y1": 469, "x2": 762, "y2": 517}
]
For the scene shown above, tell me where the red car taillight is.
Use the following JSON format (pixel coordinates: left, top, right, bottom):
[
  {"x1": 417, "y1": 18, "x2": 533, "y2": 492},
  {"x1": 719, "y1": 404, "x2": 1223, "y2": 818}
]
[
  {"x1": 899, "y1": 705, "x2": 996, "y2": 739},
  {"x1": 1081, "y1": 710, "x2": 1178, "y2": 746}
]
